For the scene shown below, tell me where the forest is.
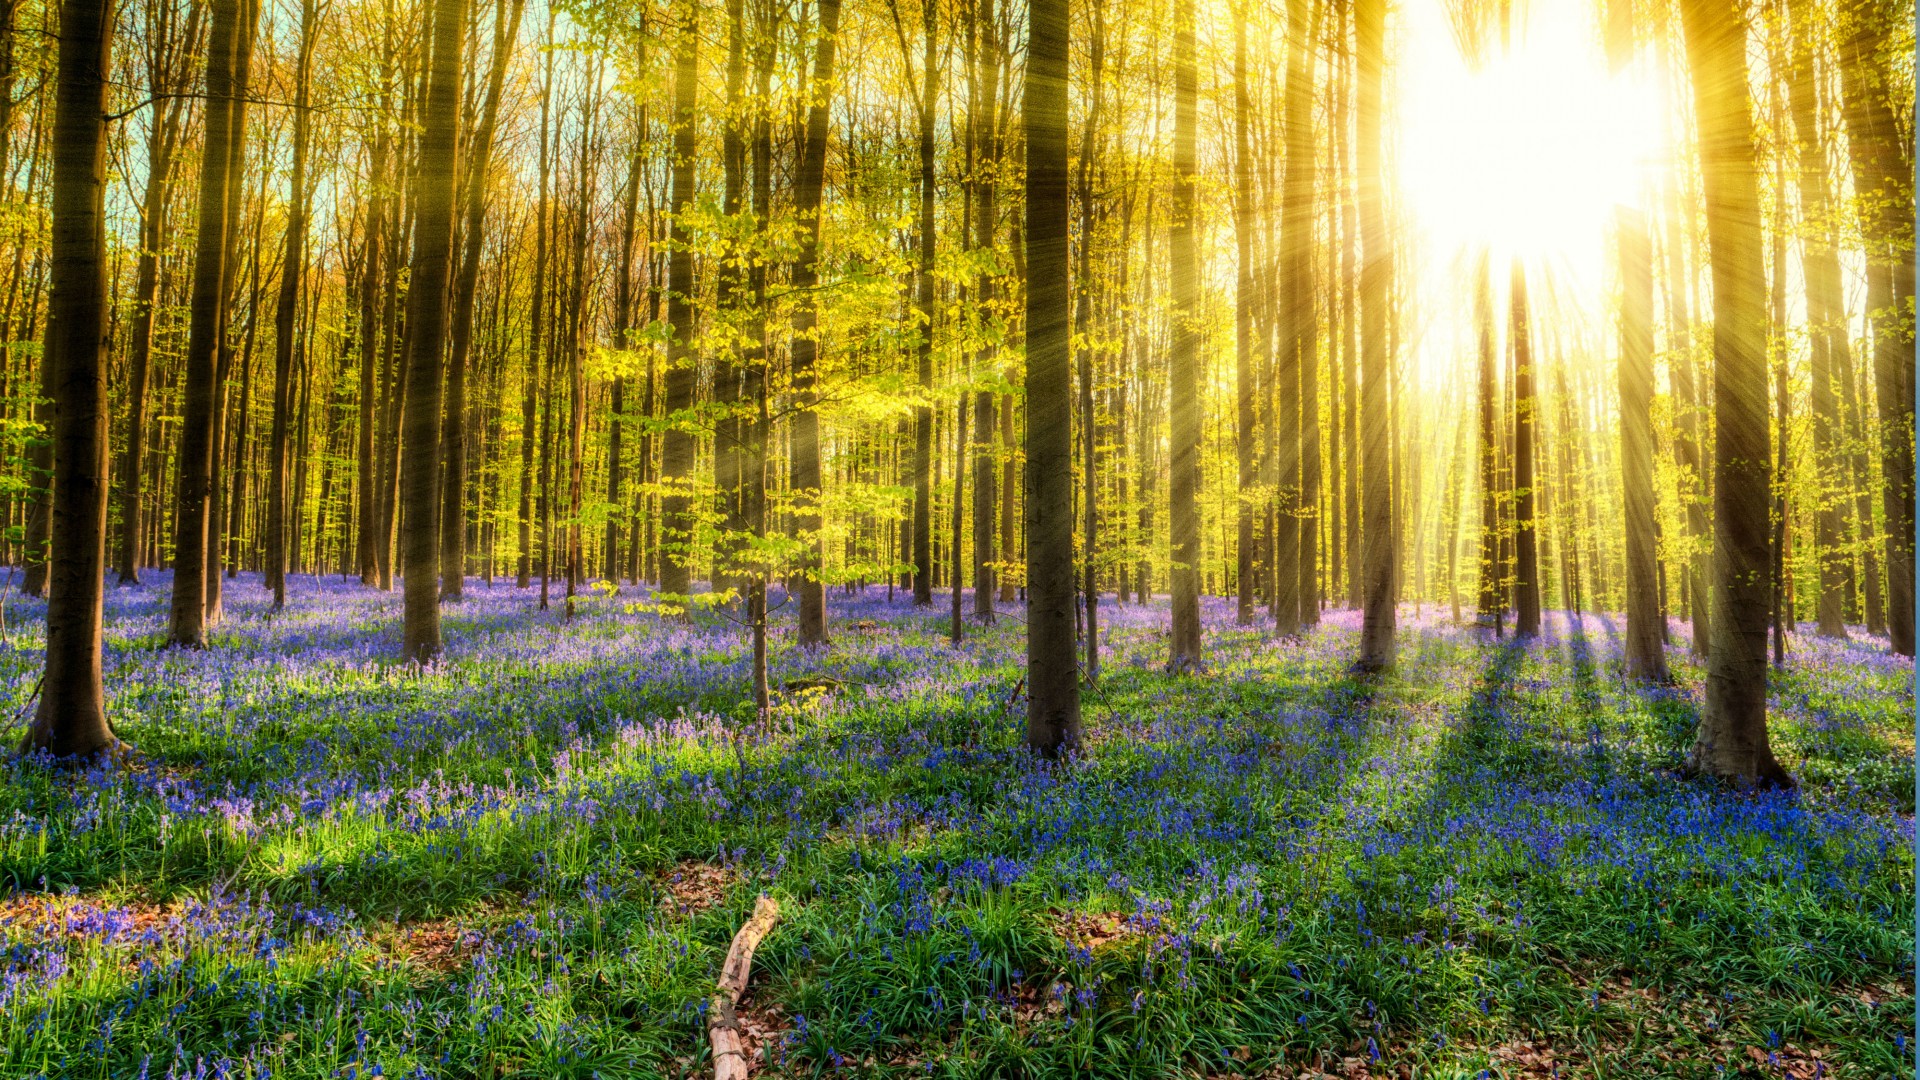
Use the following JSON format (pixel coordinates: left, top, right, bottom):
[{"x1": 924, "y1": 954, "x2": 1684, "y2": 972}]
[{"x1": 0, "y1": 0, "x2": 1913, "y2": 1070}]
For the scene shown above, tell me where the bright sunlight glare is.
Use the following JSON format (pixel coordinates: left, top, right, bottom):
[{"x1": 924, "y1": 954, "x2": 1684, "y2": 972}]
[
  {"x1": 1395, "y1": 0, "x2": 1668, "y2": 394},
  {"x1": 1397, "y1": 0, "x2": 1666, "y2": 261}
]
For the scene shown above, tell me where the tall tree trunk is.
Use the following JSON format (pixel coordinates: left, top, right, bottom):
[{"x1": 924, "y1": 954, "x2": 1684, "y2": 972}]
[
  {"x1": 1474, "y1": 253, "x2": 1501, "y2": 631},
  {"x1": 518, "y1": 25, "x2": 554, "y2": 592},
  {"x1": 1075, "y1": 0, "x2": 1104, "y2": 680},
  {"x1": 1678, "y1": 0, "x2": 1791, "y2": 786},
  {"x1": 909, "y1": 0, "x2": 938, "y2": 607},
  {"x1": 789, "y1": 0, "x2": 838, "y2": 646},
  {"x1": 204, "y1": 21, "x2": 259, "y2": 625},
  {"x1": 1288, "y1": 0, "x2": 1321, "y2": 628},
  {"x1": 950, "y1": 391, "x2": 967, "y2": 643},
  {"x1": 970, "y1": 0, "x2": 999, "y2": 623},
  {"x1": 1353, "y1": 0, "x2": 1393, "y2": 672},
  {"x1": 607, "y1": 137, "x2": 641, "y2": 582},
  {"x1": 563, "y1": 74, "x2": 599, "y2": 619},
  {"x1": 1337, "y1": 8, "x2": 1359, "y2": 611},
  {"x1": 268, "y1": 0, "x2": 318, "y2": 610},
  {"x1": 744, "y1": 12, "x2": 774, "y2": 706},
  {"x1": 357, "y1": 129, "x2": 388, "y2": 586},
  {"x1": 1784, "y1": 0, "x2": 1848, "y2": 639},
  {"x1": 1166, "y1": 0, "x2": 1202, "y2": 670},
  {"x1": 398, "y1": 0, "x2": 467, "y2": 663},
  {"x1": 442, "y1": 0, "x2": 526, "y2": 602},
  {"x1": 1618, "y1": 208, "x2": 1668, "y2": 680},
  {"x1": 1660, "y1": 58, "x2": 1712, "y2": 655},
  {"x1": 117, "y1": 1, "x2": 196, "y2": 586},
  {"x1": 168, "y1": 0, "x2": 251, "y2": 646},
  {"x1": 1232, "y1": 11, "x2": 1255, "y2": 627},
  {"x1": 711, "y1": 0, "x2": 747, "y2": 597},
  {"x1": 1836, "y1": 0, "x2": 1914, "y2": 656},
  {"x1": 23, "y1": 0, "x2": 117, "y2": 756},
  {"x1": 1511, "y1": 259, "x2": 1540, "y2": 636},
  {"x1": 659, "y1": 0, "x2": 699, "y2": 604},
  {"x1": 1026, "y1": 0, "x2": 1080, "y2": 753}
]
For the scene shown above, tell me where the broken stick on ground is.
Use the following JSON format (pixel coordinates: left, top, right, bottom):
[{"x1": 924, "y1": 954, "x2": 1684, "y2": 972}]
[{"x1": 710, "y1": 893, "x2": 781, "y2": 1080}]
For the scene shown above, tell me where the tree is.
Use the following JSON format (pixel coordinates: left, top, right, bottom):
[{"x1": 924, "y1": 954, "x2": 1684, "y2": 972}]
[
  {"x1": 1835, "y1": 0, "x2": 1914, "y2": 657},
  {"x1": 1025, "y1": 0, "x2": 1080, "y2": 755},
  {"x1": 267, "y1": 0, "x2": 320, "y2": 611},
  {"x1": 21, "y1": 0, "x2": 118, "y2": 757},
  {"x1": 1232, "y1": 11, "x2": 1256, "y2": 628},
  {"x1": 969, "y1": 0, "x2": 1001, "y2": 624},
  {"x1": 1783, "y1": 0, "x2": 1848, "y2": 640},
  {"x1": 907, "y1": 0, "x2": 938, "y2": 607},
  {"x1": 1510, "y1": 259, "x2": 1540, "y2": 637},
  {"x1": 789, "y1": 0, "x2": 838, "y2": 647},
  {"x1": 1474, "y1": 253, "x2": 1501, "y2": 631},
  {"x1": 1353, "y1": 0, "x2": 1394, "y2": 673},
  {"x1": 1288, "y1": 0, "x2": 1321, "y2": 631},
  {"x1": 397, "y1": 0, "x2": 470, "y2": 663},
  {"x1": 1618, "y1": 208, "x2": 1668, "y2": 681},
  {"x1": 1677, "y1": 0, "x2": 1791, "y2": 786},
  {"x1": 1075, "y1": 0, "x2": 1106, "y2": 680},
  {"x1": 357, "y1": 94, "x2": 391, "y2": 589},
  {"x1": 168, "y1": 0, "x2": 254, "y2": 647},
  {"x1": 1166, "y1": 0, "x2": 1202, "y2": 671},
  {"x1": 442, "y1": 0, "x2": 528, "y2": 602},
  {"x1": 117, "y1": 0, "x2": 199, "y2": 587},
  {"x1": 659, "y1": 0, "x2": 699, "y2": 606}
]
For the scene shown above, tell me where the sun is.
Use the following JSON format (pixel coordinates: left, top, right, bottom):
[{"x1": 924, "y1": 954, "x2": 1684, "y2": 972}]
[
  {"x1": 1391, "y1": 0, "x2": 1669, "y2": 396},
  {"x1": 1395, "y1": 0, "x2": 1666, "y2": 266}
]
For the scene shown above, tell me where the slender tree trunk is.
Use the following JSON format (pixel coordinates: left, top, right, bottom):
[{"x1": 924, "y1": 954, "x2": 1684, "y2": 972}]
[
  {"x1": 1660, "y1": 98, "x2": 1711, "y2": 655},
  {"x1": 1836, "y1": 0, "x2": 1914, "y2": 656},
  {"x1": 357, "y1": 130, "x2": 388, "y2": 586},
  {"x1": 1075, "y1": 0, "x2": 1104, "y2": 680},
  {"x1": 971, "y1": 0, "x2": 1000, "y2": 623},
  {"x1": 1337, "y1": 12, "x2": 1359, "y2": 611},
  {"x1": 1784, "y1": 0, "x2": 1847, "y2": 639},
  {"x1": 1286, "y1": 0, "x2": 1320, "y2": 630},
  {"x1": 789, "y1": 0, "x2": 838, "y2": 646},
  {"x1": 442, "y1": 0, "x2": 526, "y2": 602},
  {"x1": 24, "y1": 0, "x2": 117, "y2": 756},
  {"x1": 1353, "y1": 0, "x2": 1394, "y2": 672},
  {"x1": 204, "y1": 22, "x2": 259, "y2": 625},
  {"x1": 169, "y1": 0, "x2": 251, "y2": 646},
  {"x1": 518, "y1": 21, "x2": 553, "y2": 592},
  {"x1": 1166, "y1": 0, "x2": 1202, "y2": 670},
  {"x1": 268, "y1": 0, "x2": 318, "y2": 610},
  {"x1": 398, "y1": 0, "x2": 467, "y2": 663},
  {"x1": 908, "y1": 0, "x2": 938, "y2": 607},
  {"x1": 1619, "y1": 208, "x2": 1668, "y2": 680},
  {"x1": 607, "y1": 139, "x2": 641, "y2": 582},
  {"x1": 117, "y1": 5, "x2": 195, "y2": 587},
  {"x1": 1511, "y1": 259, "x2": 1540, "y2": 636},
  {"x1": 1474, "y1": 253, "x2": 1502, "y2": 631},
  {"x1": 1026, "y1": 0, "x2": 1080, "y2": 753},
  {"x1": 563, "y1": 75, "x2": 599, "y2": 619},
  {"x1": 659, "y1": 0, "x2": 700, "y2": 604},
  {"x1": 1232, "y1": 12, "x2": 1256, "y2": 627},
  {"x1": 950, "y1": 390, "x2": 967, "y2": 643},
  {"x1": 1678, "y1": 0, "x2": 1791, "y2": 786}
]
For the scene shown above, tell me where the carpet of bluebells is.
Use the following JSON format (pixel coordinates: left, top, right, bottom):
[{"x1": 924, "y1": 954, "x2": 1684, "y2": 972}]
[{"x1": 0, "y1": 570, "x2": 1911, "y2": 1079}]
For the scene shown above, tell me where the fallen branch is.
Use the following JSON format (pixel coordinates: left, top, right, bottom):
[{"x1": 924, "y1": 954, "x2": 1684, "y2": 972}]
[
  {"x1": 710, "y1": 894, "x2": 781, "y2": 1080},
  {"x1": 1000, "y1": 675, "x2": 1027, "y2": 719}
]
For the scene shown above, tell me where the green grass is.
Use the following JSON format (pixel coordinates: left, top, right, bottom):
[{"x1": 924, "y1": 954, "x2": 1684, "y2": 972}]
[{"x1": 0, "y1": 578, "x2": 1909, "y2": 1079}]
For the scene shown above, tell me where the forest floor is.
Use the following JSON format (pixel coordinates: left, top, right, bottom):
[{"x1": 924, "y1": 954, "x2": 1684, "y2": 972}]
[{"x1": 0, "y1": 572, "x2": 1910, "y2": 1079}]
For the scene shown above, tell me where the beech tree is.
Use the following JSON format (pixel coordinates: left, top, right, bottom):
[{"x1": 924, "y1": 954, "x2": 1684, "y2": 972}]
[
  {"x1": 23, "y1": 0, "x2": 116, "y2": 756},
  {"x1": 1678, "y1": 0, "x2": 1791, "y2": 786}
]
